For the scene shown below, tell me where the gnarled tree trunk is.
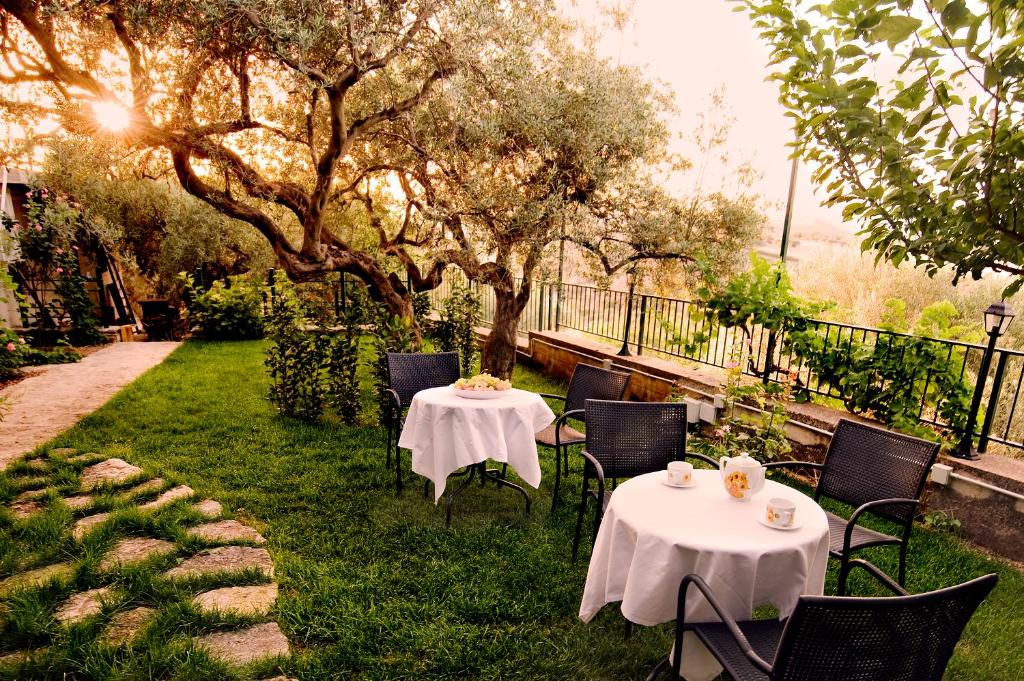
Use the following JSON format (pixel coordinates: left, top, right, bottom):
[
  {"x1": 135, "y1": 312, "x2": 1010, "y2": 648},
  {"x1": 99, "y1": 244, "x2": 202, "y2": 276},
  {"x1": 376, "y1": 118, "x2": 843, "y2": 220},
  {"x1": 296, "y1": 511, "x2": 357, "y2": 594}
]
[{"x1": 480, "y1": 279, "x2": 529, "y2": 379}]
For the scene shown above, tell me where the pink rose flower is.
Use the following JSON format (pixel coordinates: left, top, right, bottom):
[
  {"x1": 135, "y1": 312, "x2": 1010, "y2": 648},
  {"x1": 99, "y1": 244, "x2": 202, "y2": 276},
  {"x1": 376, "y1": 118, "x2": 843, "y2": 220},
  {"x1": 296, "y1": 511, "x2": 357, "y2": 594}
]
[
  {"x1": 34, "y1": 225, "x2": 42, "y2": 232},
  {"x1": 55, "y1": 248, "x2": 63, "y2": 255},
  {"x1": 55, "y1": 267, "x2": 64, "y2": 274},
  {"x1": 71, "y1": 245, "x2": 78, "y2": 251},
  {"x1": 725, "y1": 361, "x2": 738, "y2": 369},
  {"x1": 5, "y1": 342, "x2": 14, "y2": 352},
  {"x1": 18, "y1": 337, "x2": 25, "y2": 344}
]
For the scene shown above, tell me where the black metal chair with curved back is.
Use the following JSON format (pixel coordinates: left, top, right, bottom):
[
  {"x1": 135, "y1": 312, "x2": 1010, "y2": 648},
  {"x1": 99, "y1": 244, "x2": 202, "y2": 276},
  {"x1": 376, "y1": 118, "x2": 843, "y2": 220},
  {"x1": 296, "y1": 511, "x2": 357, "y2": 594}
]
[
  {"x1": 571, "y1": 400, "x2": 716, "y2": 561},
  {"x1": 385, "y1": 351, "x2": 460, "y2": 493},
  {"x1": 536, "y1": 363, "x2": 631, "y2": 510},
  {"x1": 764, "y1": 418, "x2": 941, "y2": 594},
  {"x1": 646, "y1": 560, "x2": 997, "y2": 681}
]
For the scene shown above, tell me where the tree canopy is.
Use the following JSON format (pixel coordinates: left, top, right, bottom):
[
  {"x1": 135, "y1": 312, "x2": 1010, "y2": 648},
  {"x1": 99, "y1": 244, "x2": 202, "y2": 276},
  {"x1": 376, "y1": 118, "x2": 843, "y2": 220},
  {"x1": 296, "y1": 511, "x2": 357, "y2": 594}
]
[{"x1": 743, "y1": 0, "x2": 1024, "y2": 295}]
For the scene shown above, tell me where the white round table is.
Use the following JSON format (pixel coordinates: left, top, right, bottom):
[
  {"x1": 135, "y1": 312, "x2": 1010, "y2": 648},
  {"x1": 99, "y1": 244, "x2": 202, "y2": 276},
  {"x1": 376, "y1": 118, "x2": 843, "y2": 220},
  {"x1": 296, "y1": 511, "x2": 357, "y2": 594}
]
[
  {"x1": 579, "y1": 469, "x2": 830, "y2": 681},
  {"x1": 398, "y1": 386, "x2": 555, "y2": 515}
]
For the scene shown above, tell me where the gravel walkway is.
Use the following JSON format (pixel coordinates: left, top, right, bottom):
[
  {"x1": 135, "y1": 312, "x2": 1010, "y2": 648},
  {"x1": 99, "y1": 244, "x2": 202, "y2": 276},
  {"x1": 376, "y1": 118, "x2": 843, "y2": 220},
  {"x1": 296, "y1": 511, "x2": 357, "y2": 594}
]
[{"x1": 0, "y1": 342, "x2": 180, "y2": 469}]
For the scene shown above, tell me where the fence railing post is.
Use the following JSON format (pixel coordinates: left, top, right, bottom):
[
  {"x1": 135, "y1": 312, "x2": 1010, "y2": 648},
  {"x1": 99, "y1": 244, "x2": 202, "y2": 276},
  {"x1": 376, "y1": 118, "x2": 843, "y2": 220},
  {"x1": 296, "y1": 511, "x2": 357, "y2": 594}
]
[
  {"x1": 636, "y1": 294, "x2": 649, "y2": 356},
  {"x1": 978, "y1": 349, "x2": 1010, "y2": 453},
  {"x1": 617, "y1": 285, "x2": 635, "y2": 357},
  {"x1": 537, "y1": 282, "x2": 546, "y2": 331}
]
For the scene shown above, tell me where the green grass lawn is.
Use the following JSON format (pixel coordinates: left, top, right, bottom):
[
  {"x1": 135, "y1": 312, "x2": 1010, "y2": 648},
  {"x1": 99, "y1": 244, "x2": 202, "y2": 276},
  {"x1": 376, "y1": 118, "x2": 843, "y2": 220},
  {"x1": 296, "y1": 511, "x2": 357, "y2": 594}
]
[{"x1": 2, "y1": 340, "x2": 1022, "y2": 680}]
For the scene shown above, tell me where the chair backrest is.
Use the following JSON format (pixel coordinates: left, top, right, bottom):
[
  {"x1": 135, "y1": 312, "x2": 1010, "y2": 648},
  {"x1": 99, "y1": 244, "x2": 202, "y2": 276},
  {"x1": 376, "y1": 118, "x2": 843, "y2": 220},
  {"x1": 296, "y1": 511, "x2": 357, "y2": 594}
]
[
  {"x1": 772, "y1": 573, "x2": 997, "y2": 681},
  {"x1": 817, "y1": 419, "x2": 940, "y2": 524},
  {"x1": 583, "y1": 400, "x2": 687, "y2": 479},
  {"x1": 386, "y1": 351, "x2": 461, "y2": 407},
  {"x1": 563, "y1": 363, "x2": 631, "y2": 416}
]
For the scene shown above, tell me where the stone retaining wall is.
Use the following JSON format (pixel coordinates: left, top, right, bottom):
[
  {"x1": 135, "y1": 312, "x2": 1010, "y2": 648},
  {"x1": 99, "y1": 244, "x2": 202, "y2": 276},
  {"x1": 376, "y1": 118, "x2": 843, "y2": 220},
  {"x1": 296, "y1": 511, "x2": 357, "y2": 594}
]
[{"x1": 518, "y1": 328, "x2": 1024, "y2": 563}]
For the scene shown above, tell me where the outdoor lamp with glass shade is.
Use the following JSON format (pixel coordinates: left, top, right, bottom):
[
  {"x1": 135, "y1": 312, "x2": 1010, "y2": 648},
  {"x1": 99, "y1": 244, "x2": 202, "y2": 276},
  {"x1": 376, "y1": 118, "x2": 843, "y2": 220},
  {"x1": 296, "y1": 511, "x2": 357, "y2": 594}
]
[{"x1": 953, "y1": 302, "x2": 1016, "y2": 460}]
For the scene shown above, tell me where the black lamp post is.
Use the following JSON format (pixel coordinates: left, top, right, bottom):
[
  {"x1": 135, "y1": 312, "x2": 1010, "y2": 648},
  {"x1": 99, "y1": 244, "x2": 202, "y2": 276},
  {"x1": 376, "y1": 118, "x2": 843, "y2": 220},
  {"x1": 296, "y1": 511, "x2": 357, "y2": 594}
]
[{"x1": 952, "y1": 301, "x2": 1015, "y2": 460}]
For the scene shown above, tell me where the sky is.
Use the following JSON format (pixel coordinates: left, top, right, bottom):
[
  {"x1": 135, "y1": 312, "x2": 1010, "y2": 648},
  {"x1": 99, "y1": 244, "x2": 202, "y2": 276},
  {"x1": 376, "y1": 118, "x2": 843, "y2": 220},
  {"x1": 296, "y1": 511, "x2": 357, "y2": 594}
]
[{"x1": 562, "y1": 0, "x2": 853, "y2": 249}]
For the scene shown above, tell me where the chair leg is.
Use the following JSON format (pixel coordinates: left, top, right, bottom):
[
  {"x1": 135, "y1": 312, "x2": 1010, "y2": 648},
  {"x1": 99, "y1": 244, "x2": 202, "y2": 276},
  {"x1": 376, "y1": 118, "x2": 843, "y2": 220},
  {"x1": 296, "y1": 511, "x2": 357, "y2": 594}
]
[
  {"x1": 551, "y1": 445, "x2": 562, "y2": 512},
  {"x1": 385, "y1": 418, "x2": 393, "y2": 469},
  {"x1": 898, "y1": 541, "x2": 909, "y2": 586},
  {"x1": 623, "y1": 619, "x2": 633, "y2": 640},
  {"x1": 592, "y1": 499, "x2": 604, "y2": 544},
  {"x1": 645, "y1": 657, "x2": 670, "y2": 681},
  {"x1": 395, "y1": 447, "x2": 403, "y2": 494},
  {"x1": 423, "y1": 477, "x2": 431, "y2": 500},
  {"x1": 572, "y1": 484, "x2": 589, "y2": 562},
  {"x1": 836, "y1": 556, "x2": 851, "y2": 596}
]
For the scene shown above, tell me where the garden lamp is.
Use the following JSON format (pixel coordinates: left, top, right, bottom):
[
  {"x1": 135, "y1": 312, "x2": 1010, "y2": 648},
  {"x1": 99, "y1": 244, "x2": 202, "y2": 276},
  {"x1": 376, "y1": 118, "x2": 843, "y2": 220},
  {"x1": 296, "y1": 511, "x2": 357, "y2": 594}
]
[{"x1": 953, "y1": 301, "x2": 1016, "y2": 460}]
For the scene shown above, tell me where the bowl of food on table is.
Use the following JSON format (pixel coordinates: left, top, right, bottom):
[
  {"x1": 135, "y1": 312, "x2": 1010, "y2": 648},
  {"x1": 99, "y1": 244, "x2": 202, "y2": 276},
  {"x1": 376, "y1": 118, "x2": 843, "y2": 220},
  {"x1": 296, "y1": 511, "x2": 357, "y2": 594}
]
[{"x1": 452, "y1": 373, "x2": 512, "y2": 399}]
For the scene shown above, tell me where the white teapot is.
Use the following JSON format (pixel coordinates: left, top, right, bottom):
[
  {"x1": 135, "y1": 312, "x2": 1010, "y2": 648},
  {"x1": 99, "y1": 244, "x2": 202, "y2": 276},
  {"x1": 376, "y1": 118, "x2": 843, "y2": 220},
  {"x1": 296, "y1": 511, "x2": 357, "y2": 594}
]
[{"x1": 719, "y1": 451, "x2": 766, "y2": 501}]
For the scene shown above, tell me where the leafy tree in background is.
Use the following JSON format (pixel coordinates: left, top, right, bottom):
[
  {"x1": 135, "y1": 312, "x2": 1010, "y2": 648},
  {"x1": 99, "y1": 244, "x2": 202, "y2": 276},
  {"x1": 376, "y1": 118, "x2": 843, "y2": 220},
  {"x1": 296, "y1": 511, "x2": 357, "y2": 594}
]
[{"x1": 743, "y1": 0, "x2": 1024, "y2": 295}]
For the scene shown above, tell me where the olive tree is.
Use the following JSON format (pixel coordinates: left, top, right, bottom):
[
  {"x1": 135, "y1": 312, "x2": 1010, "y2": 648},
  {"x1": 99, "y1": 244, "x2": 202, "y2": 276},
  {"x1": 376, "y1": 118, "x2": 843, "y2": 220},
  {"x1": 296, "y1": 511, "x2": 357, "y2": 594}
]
[{"x1": 743, "y1": 0, "x2": 1024, "y2": 295}]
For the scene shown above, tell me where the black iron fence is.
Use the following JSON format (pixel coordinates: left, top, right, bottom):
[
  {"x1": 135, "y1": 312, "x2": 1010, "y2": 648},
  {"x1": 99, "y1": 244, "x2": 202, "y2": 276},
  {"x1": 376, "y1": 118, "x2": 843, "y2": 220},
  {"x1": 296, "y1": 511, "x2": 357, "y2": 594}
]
[{"x1": 427, "y1": 271, "x2": 1024, "y2": 454}]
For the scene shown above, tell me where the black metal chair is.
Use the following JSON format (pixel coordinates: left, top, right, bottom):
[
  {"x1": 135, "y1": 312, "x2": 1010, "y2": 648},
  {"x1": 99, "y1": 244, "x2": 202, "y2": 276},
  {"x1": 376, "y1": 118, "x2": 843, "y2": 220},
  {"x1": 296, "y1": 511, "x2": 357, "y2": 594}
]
[
  {"x1": 385, "y1": 351, "x2": 460, "y2": 492},
  {"x1": 571, "y1": 400, "x2": 716, "y2": 561},
  {"x1": 764, "y1": 418, "x2": 941, "y2": 594},
  {"x1": 646, "y1": 560, "x2": 997, "y2": 681},
  {"x1": 536, "y1": 363, "x2": 631, "y2": 510}
]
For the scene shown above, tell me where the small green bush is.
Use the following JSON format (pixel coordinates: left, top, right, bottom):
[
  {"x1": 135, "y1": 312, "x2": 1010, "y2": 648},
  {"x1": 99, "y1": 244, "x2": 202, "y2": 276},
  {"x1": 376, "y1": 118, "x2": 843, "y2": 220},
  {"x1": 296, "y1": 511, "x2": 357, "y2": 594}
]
[
  {"x1": 0, "y1": 328, "x2": 80, "y2": 380},
  {"x1": 181, "y1": 274, "x2": 264, "y2": 340},
  {"x1": 328, "y1": 286, "x2": 367, "y2": 425},
  {"x1": 264, "y1": 294, "x2": 330, "y2": 421},
  {"x1": 433, "y1": 283, "x2": 481, "y2": 377}
]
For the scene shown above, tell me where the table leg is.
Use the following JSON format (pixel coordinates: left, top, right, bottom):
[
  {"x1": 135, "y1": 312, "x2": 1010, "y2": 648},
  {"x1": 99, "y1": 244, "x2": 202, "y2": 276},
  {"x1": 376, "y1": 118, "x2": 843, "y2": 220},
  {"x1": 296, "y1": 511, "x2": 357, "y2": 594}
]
[
  {"x1": 441, "y1": 463, "x2": 531, "y2": 526},
  {"x1": 444, "y1": 464, "x2": 479, "y2": 527},
  {"x1": 482, "y1": 465, "x2": 531, "y2": 518}
]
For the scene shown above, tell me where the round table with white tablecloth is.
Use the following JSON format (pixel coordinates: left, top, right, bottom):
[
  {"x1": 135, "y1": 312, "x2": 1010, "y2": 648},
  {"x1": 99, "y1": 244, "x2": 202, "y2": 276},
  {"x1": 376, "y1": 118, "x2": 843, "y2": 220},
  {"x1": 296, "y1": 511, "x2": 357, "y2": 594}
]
[
  {"x1": 579, "y1": 469, "x2": 830, "y2": 681},
  {"x1": 399, "y1": 386, "x2": 555, "y2": 502}
]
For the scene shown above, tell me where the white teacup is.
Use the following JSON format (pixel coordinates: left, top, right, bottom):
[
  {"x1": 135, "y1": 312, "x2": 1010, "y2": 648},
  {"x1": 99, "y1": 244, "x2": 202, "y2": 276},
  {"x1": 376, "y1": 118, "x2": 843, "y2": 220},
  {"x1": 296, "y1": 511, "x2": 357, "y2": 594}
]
[
  {"x1": 667, "y1": 461, "x2": 693, "y2": 487},
  {"x1": 766, "y1": 497, "x2": 796, "y2": 528}
]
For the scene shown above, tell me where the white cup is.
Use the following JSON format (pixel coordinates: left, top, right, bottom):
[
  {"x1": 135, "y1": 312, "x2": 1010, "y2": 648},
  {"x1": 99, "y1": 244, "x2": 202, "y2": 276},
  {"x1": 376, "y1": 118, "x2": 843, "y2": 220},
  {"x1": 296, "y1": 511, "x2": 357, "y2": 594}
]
[
  {"x1": 766, "y1": 497, "x2": 796, "y2": 528},
  {"x1": 667, "y1": 461, "x2": 693, "y2": 487}
]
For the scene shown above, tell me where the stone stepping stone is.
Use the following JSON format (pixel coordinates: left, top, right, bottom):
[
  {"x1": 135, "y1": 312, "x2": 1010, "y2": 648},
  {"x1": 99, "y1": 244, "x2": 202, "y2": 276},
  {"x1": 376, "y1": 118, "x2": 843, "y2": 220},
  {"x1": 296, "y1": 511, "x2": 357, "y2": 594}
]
[
  {"x1": 99, "y1": 538, "x2": 176, "y2": 572},
  {"x1": 10, "y1": 500, "x2": 44, "y2": 519},
  {"x1": 187, "y1": 520, "x2": 265, "y2": 545},
  {"x1": 73, "y1": 513, "x2": 111, "y2": 540},
  {"x1": 165, "y1": 546, "x2": 274, "y2": 580},
  {"x1": 54, "y1": 586, "x2": 114, "y2": 624},
  {"x1": 0, "y1": 563, "x2": 73, "y2": 595},
  {"x1": 193, "y1": 583, "x2": 277, "y2": 617},
  {"x1": 138, "y1": 485, "x2": 193, "y2": 512},
  {"x1": 0, "y1": 647, "x2": 47, "y2": 666},
  {"x1": 79, "y1": 459, "x2": 143, "y2": 490},
  {"x1": 63, "y1": 495, "x2": 94, "y2": 511},
  {"x1": 101, "y1": 606, "x2": 155, "y2": 646},
  {"x1": 120, "y1": 478, "x2": 165, "y2": 498},
  {"x1": 195, "y1": 622, "x2": 289, "y2": 666},
  {"x1": 192, "y1": 499, "x2": 223, "y2": 519},
  {"x1": 14, "y1": 488, "x2": 49, "y2": 502}
]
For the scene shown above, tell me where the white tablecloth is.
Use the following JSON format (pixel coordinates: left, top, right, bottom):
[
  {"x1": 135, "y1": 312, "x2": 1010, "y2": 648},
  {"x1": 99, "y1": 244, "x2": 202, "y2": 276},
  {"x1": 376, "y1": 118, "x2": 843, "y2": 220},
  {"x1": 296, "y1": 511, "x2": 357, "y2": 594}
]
[
  {"x1": 399, "y1": 387, "x2": 555, "y2": 502},
  {"x1": 579, "y1": 469, "x2": 829, "y2": 681}
]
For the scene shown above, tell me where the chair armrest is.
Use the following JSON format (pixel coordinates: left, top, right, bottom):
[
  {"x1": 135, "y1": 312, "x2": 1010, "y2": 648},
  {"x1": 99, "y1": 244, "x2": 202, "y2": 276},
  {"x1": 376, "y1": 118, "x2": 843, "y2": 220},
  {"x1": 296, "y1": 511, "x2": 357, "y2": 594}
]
[
  {"x1": 762, "y1": 460, "x2": 825, "y2": 471},
  {"x1": 684, "y1": 451, "x2": 719, "y2": 468},
  {"x1": 385, "y1": 389, "x2": 401, "y2": 417},
  {"x1": 673, "y1": 574, "x2": 773, "y2": 678},
  {"x1": 845, "y1": 559, "x2": 909, "y2": 596},
  {"x1": 537, "y1": 392, "x2": 567, "y2": 403},
  {"x1": 579, "y1": 449, "x2": 605, "y2": 486},
  {"x1": 554, "y1": 409, "x2": 586, "y2": 447},
  {"x1": 842, "y1": 497, "x2": 920, "y2": 552}
]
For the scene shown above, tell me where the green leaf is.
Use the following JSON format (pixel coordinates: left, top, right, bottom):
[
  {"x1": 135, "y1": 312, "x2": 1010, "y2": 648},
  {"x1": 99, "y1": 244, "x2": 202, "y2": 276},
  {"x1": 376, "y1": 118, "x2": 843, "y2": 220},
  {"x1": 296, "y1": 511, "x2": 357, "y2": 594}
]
[
  {"x1": 870, "y1": 15, "x2": 921, "y2": 48},
  {"x1": 940, "y1": 0, "x2": 971, "y2": 32}
]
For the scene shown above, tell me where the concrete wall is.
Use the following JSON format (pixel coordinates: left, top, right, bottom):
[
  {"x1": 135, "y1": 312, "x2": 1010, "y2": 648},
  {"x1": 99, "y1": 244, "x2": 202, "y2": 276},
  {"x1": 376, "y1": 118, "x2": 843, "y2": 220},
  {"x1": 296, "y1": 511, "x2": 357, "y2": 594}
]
[{"x1": 521, "y1": 329, "x2": 1024, "y2": 563}]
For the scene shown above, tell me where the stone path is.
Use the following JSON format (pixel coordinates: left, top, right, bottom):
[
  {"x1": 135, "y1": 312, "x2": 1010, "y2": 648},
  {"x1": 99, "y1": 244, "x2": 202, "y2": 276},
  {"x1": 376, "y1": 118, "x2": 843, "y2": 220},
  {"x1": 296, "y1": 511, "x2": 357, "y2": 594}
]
[
  {"x1": 0, "y1": 452, "x2": 290, "y2": 674},
  {"x1": 0, "y1": 342, "x2": 179, "y2": 469}
]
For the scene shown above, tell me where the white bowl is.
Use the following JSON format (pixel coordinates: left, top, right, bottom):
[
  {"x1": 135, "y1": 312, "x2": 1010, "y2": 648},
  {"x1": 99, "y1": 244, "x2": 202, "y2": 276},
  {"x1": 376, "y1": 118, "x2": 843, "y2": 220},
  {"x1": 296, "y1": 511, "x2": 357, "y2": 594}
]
[{"x1": 453, "y1": 388, "x2": 509, "y2": 400}]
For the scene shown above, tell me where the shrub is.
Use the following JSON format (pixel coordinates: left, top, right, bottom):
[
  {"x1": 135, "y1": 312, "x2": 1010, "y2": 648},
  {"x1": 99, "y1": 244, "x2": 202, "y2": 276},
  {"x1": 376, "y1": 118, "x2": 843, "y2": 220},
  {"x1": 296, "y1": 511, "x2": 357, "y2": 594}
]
[
  {"x1": 181, "y1": 274, "x2": 264, "y2": 340},
  {"x1": 327, "y1": 286, "x2": 367, "y2": 425},
  {"x1": 264, "y1": 294, "x2": 330, "y2": 421},
  {"x1": 0, "y1": 328, "x2": 80, "y2": 380},
  {"x1": 432, "y1": 283, "x2": 481, "y2": 377},
  {"x1": 369, "y1": 302, "x2": 417, "y2": 419}
]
